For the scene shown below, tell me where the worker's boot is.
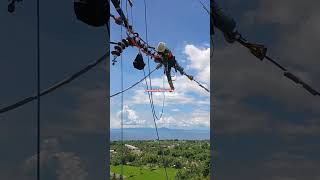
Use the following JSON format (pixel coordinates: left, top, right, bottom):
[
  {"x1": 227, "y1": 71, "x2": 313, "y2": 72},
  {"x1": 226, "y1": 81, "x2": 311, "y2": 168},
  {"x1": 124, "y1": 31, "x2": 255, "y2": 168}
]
[{"x1": 168, "y1": 80, "x2": 175, "y2": 91}]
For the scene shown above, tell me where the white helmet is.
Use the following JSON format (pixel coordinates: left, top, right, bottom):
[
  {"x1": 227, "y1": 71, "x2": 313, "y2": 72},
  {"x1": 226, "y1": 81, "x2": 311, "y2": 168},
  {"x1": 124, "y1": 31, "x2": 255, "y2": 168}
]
[{"x1": 157, "y1": 42, "x2": 166, "y2": 53}]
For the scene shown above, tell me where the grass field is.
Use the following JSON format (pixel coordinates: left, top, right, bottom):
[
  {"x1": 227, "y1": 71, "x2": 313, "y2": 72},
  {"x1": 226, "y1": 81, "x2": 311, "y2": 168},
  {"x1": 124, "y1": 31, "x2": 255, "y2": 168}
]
[{"x1": 110, "y1": 165, "x2": 178, "y2": 180}]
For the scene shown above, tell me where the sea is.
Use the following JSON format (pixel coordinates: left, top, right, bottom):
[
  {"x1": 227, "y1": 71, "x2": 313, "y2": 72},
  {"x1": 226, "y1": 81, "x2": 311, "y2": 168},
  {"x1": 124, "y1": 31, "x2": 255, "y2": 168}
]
[{"x1": 110, "y1": 128, "x2": 210, "y2": 141}]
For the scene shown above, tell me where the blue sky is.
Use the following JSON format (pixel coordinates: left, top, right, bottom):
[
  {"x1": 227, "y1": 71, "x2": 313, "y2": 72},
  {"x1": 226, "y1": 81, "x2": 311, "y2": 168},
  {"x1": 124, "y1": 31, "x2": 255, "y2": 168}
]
[{"x1": 110, "y1": 0, "x2": 210, "y2": 129}]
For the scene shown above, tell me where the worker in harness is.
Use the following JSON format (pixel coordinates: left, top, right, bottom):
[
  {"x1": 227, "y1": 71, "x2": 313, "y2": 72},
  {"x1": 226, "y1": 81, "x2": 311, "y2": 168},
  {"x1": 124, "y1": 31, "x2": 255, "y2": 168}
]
[{"x1": 156, "y1": 42, "x2": 193, "y2": 90}]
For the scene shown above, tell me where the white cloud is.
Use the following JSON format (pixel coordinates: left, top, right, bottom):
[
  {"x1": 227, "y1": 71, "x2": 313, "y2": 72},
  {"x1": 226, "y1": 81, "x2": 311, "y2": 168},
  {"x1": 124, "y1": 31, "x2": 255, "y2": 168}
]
[
  {"x1": 116, "y1": 105, "x2": 146, "y2": 127},
  {"x1": 129, "y1": 86, "x2": 197, "y2": 105},
  {"x1": 157, "y1": 110, "x2": 210, "y2": 129},
  {"x1": 111, "y1": 44, "x2": 210, "y2": 129},
  {"x1": 171, "y1": 108, "x2": 180, "y2": 112},
  {"x1": 110, "y1": 113, "x2": 121, "y2": 129},
  {"x1": 129, "y1": 44, "x2": 210, "y2": 106},
  {"x1": 111, "y1": 108, "x2": 210, "y2": 129},
  {"x1": 190, "y1": 110, "x2": 210, "y2": 127},
  {"x1": 184, "y1": 44, "x2": 211, "y2": 86}
]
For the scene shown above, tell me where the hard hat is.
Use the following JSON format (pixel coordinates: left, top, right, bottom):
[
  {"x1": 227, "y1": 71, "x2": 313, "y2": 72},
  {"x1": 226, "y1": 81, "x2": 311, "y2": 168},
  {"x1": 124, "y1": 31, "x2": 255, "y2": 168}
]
[{"x1": 157, "y1": 42, "x2": 166, "y2": 53}]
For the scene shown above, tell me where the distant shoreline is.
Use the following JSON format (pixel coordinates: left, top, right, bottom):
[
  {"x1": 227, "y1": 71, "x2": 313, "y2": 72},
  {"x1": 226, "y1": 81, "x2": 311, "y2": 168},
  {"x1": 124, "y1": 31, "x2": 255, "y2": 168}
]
[{"x1": 110, "y1": 128, "x2": 210, "y2": 141}]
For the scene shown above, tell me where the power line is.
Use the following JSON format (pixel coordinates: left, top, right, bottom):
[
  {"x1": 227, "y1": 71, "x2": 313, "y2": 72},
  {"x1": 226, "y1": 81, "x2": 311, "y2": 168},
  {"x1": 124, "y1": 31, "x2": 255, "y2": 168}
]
[
  {"x1": 142, "y1": 0, "x2": 168, "y2": 179},
  {"x1": 0, "y1": 53, "x2": 108, "y2": 114},
  {"x1": 120, "y1": 0, "x2": 124, "y2": 177},
  {"x1": 141, "y1": 0, "x2": 165, "y2": 121},
  {"x1": 111, "y1": 0, "x2": 169, "y2": 178},
  {"x1": 2, "y1": 0, "x2": 211, "y2": 115},
  {"x1": 36, "y1": 0, "x2": 40, "y2": 179},
  {"x1": 213, "y1": 2, "x2": 319, "y2": 96},
  {"x1": 198, "y1": 0, "x2": 210, "y2": 14},
  {"x1": 110, "y1": 1, "x2": 210, "y2": 178},
  {"x1": 0, "y1": 53, "x2": 162, "y2": 114},
  {"x1": 193, "y1": 79, "x2": 210, "y2": 92},
  {"x1": 236, "y1": 35, "x2": 320, "y2": 96},
  {"x1": 110, "y1": 65, "x2": 161, "y2": 97}
]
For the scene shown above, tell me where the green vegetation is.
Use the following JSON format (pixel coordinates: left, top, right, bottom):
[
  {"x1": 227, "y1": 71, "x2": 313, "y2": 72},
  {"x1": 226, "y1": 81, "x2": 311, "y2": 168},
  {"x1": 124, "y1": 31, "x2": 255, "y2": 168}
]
[
  {"x1": 110, "y1": 140, "x2": 210, "y2": 180},
  {"x1": 110, "y1": 165, "x2": 177, "y2": 180}
]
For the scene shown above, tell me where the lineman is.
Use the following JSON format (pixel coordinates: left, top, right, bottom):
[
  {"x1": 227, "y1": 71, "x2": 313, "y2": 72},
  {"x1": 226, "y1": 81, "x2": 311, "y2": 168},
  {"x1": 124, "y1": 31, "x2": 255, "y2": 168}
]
[{"x1": 156, "y1": 42, "x2": 193, "y2": 90}]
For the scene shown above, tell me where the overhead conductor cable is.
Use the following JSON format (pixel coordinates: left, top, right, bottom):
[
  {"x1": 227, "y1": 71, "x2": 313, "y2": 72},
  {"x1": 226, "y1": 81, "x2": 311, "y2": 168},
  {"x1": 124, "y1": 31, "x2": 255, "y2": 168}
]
[{"x1": 213, "y1": 1, "x2": 319, "y2": 96}]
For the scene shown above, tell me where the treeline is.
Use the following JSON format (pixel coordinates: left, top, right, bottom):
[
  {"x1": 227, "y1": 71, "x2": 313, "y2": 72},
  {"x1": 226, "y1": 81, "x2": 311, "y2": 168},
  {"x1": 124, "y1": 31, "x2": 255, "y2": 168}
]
[{"x1": 110, "y1": 140, "x2": 210, "y2": 179}]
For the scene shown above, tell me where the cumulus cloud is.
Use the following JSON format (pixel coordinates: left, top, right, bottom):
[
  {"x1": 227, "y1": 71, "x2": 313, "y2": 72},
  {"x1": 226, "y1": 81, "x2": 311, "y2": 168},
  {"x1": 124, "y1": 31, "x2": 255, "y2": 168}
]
[
  {"x1": 111, "y1": 106, "x2": 210, "y2": 129},
  {"x1": 115, "y1": 105, "x2": 146, "y2": 127},
  {"x1": 110, "y1": 113, "x2": 121, "y2": 129},
  {"x1": 157, "y1": 110, "x2": 210, "y2": 129},
  {"x1": 112, "y1": 44, "x2": 210, "y2": 129},
  {"x1": 129, "y1": 86, "x2": 200, "y2": 105},
  {"x1": 171, "y1": 108, "x2": 180, "y2": 112},
  {"x1": 23, "y1": 138, "x2": 88, "y2": 180},
  {"x1": 129, "y1": 44, "x2": 210, "y2": 106},
  {"x1": 184, "y1": 44, "x2": 211, "y2": 86},
  {"x1": 190, "y1": 110, "x2": 210, "y2": 127}
]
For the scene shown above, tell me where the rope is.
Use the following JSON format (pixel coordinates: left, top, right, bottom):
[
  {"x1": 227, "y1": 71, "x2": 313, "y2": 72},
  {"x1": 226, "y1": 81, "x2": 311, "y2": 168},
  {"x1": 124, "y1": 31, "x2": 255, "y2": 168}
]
[
  {"x1": 110, "y1": 65, "x2": 161, "y2": 97},
  {"x1": 129, "y1": 4, "x2": 149, "y2": 173},
  {"x1": 198, "y1": 0, "x2": 210, "y2": 14},
  {"x1": 159, "y1": 75, "x2": 166, "y2": 120},
  {"x1": 0, "y1": 53, "x2": 108, "y2": 114},
  {"x1": 109, "y1": 2, "x2": 209, "y2": 179},
  {"x1": 142, "y1": 0, "x2": 165, "y2": 121},
  {"x1": 143, "y1": 70, "x2": 165, "y2": 120},
  {"x1": 142, "y1": 0, "x2": 168, "y2": 179},
  {"x1": 130, "y1": 2, "x2": 134, "y2": 27},
  {"x1": 122, "y1": 0, "x2": 165, "y2": 120},
  {"x1": 197, "y1": 0, "x2": 214, "y2": 56},
  {"x1": 110, "y1": 0, "x2": 162, "y2": 61},
  {"x1": 125, "y1": 0, "x2": 129, "y2": 23},
  {"x1": 189, "y1": 0, "x2": 212, "y2": 93},
  {"x1": 120, "y1": 1, "x2": 124, "y2": 179},
  {"x1": 140, "y1": 6, "x2": 163, "y2": 120},
  {"x1": 1, "y1": 3, "x2": 211, "y2": 115}
]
